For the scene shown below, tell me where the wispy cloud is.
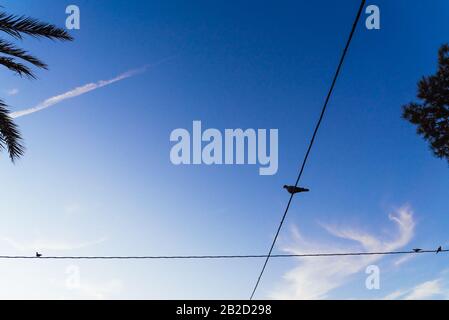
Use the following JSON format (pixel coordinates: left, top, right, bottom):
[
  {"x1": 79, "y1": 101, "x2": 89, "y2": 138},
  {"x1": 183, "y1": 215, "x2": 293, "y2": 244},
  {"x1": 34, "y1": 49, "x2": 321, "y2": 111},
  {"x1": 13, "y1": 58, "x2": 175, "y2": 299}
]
[
  {"x1": 393, "y1": 254, "x2": 415, "y2": 267},
  {"x1": 2, "y1": 236, "x2": 108, "y2": 252},
  {"x1": 404, "y1": 280, "x2": 443, "y2": 300},
  {"x1": 384, "y1": 279, "x2": 444, "y2": 300},
  {"x1": 10, "y1": 56, "x2": 174, "y2": 118},
  {"x1": 6, "y1": 88, "x2": 19, "y2": 96},
  {"x1": 67, "y1": 277, "x2": 123, "y2": 300},
  {"x1": 383, "y1": 289, "x2": 408, "y2": 300},
  {"x1": 10, "y1": 67, "x2": 145, "y2": 118},
  {"x1": 269, "y1": 206, "x2": 415, "y2": 299}
]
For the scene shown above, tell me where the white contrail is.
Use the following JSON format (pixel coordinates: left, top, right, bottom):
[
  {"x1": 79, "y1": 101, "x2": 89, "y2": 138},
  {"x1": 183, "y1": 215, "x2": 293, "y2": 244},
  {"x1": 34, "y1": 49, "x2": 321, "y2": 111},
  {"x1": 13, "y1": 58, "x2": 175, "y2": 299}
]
[{"x1": 11, "y1": 57, "x2": 174, "y2": 118}]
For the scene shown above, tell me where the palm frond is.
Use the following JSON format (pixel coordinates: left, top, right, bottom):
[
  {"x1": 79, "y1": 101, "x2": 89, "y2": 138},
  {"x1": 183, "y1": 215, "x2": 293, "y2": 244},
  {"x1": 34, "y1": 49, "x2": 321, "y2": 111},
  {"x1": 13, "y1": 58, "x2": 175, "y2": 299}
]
[
  {"x1": 0, "y1": 11, "x2": 73, "y2": 41},
  {"x1": 0, "y1": 56, "x2": 35, "y2": 78},
  {"x1": 0, "y1": 38, "x2": 47, "y2": 69},
  {"x1": 0, "y1": 8, "x2": 72, "y2": 163},
  {"x1": 0, "y1": 99, "x2": 24, "y2": 162}
]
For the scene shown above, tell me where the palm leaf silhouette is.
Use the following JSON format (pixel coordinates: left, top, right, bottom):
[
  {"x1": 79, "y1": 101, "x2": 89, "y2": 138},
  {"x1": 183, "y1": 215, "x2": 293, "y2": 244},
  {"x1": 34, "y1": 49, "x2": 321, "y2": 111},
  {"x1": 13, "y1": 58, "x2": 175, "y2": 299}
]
[{"x1": 0, "y1": 9, "x2": 73, "y2": 162}]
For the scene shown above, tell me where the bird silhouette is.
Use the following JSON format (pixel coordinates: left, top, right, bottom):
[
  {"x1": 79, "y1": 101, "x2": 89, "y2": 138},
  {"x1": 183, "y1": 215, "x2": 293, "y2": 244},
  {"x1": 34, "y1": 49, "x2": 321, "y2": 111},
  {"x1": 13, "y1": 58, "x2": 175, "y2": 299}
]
[
  {"x1": 283, "y1": 185, "x2": 310, "y2": 195},
  {"x1": 413, "y1": 248, "x2": 422, "y2": 253},
  {"x1": 436, "y1": 246, "x2": 442, "y2": 254},
  {"x1": 36, "y1": 252, "x2": 42, "y2": 258}
]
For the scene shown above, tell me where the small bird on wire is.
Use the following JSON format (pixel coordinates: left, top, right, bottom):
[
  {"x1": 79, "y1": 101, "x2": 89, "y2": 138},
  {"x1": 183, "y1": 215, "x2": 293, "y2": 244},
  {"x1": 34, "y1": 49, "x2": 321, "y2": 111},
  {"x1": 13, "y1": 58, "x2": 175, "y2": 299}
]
[
  {"x1": 283, "y1": 185, "x2": 310, "y2": 195},
  {"x1": 36, "y1": 252, "x2": 42, "y2": 258},
  {"x1": 436, "y1": 246, "x2": 442, "y2": 254},
  {"x1": 413, "y1": 248, "x2": 422, "y2": 253}
]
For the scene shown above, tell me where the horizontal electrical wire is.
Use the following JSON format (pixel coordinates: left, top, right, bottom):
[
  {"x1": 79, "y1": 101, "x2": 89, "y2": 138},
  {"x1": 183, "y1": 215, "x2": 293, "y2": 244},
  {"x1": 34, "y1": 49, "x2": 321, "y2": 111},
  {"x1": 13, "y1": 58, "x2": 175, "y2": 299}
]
[{"x1": 0, "y1": 248, "x2": 445, "y2": 260}]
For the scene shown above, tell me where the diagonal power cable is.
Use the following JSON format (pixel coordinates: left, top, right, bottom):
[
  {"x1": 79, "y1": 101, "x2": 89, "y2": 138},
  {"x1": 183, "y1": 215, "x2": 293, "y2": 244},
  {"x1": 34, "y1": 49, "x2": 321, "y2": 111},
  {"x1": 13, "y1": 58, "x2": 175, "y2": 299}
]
[{"x1": 249, "y1": 0, "x2": 367, "y2": 300}]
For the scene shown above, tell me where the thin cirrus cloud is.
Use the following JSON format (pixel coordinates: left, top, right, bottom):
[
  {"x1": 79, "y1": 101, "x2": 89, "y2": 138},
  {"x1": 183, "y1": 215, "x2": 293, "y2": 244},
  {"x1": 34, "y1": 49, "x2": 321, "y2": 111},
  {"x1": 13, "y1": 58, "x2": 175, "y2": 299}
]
[
  {"x1": 1, "y1": 236, "x2": 108, "y2": 252},
  {"x1": 10, "y1": 56, "x2": 175, "y2": 119},
  {"x1": 269, "y1": 206, "x2": 415, "y2": 300},
  {"x1": 66, "y1": 278, "x2": 123, "y2": 300},
  {"x1": 10, "y1": 67, "x2": 146, "y2": 119},
  {"x1": 384, "y1": 279, "x2": 445, "y2": 300},
  {"x1": 6, "y1": 88, "x2": 19, "y2": 96}
]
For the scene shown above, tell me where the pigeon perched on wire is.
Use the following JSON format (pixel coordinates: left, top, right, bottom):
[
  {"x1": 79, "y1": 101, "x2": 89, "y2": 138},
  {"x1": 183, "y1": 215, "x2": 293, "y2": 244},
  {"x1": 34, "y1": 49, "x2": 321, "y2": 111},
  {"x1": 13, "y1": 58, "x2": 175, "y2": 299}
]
[
  {"x1": 413, "y1": 248, "x2": 422, "y2": 253},
  {"x1": 436, "y1": 246, "x2": 442, "y2": 254},
  {"x1": 283, "y1": 185, "x2": 310, "y2": 195},
  {"x1": 36, "y1": 252, "x2": 42, "y2": 258}
]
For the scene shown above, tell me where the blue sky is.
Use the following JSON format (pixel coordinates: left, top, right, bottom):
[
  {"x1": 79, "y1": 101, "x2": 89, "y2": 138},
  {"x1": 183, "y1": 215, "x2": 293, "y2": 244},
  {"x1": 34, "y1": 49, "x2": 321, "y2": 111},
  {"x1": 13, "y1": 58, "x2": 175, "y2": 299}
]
[{"x1": 0, "y1": 0, "x2": 448, "y2": 299}]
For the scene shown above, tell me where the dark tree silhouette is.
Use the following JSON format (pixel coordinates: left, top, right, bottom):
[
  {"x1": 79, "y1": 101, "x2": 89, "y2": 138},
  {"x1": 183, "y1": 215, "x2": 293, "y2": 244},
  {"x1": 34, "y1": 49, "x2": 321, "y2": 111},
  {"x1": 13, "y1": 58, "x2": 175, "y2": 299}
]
[
  {"x1": 0, "y1": 10, "x2": 73, "y2": 162},
  {"x1": 403, "y1": 44, "x2": 449, "y2": 163}
]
